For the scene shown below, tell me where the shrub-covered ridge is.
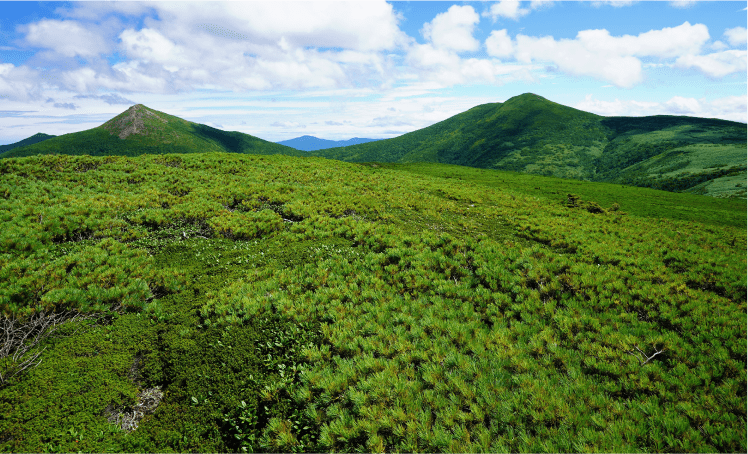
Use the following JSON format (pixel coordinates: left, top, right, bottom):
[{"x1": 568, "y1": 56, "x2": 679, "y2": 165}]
[{"x1": 0, "y1": 152, "x2": 745, "y2": 452}]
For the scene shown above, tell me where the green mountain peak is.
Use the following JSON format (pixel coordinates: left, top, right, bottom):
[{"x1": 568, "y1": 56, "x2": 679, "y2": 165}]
[
  {"x1": 1, "y1": 105, "x2": 302, "y2": 159},
  {"x1": 100, "y1": 104, "x2": 180, "y2": 140}
]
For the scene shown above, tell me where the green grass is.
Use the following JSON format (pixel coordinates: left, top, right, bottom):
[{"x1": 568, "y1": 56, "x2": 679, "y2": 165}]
[
  {"x1": 383, "y1": 162, "x2": 746, "y2": 228},
  {"x1": 0, "y1": 152, "x2": 745, "y2": 452}
]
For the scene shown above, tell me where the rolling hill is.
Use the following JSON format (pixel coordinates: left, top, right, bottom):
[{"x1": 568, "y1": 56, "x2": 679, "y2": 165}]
[
  {"x1": 277, "y1": 135, "x2": 380, "y2": 151},
  {"x1": 312, "y1": 93, "x2": 747, "y2": 197},
  {"x1": 0, "y1": 133, "x2": 56, "y2": 154},
  {"x1": 0, "y1": 105, "x2": 303, "y2": 159}
]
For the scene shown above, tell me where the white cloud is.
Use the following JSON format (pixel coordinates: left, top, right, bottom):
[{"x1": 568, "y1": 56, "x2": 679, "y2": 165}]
[
  {"x1": 486, "y1": 29, "x2": 514, "y2": 58},
  {"x1": 0, "y1": 63, "x2": 41, "y2": 101},
  {"x1": 406, "y1": 41, "x2": 535, "y2": 87},
  {"x1": 573, "y1": 22, "x2": 708, "y2": 58},
  {"x1": 577, "y1": 94, "x2": 747, "y2": 122},
  {"x1": 669, "y1": 1, "x2": 697, "y2": 8},
  {"x1": 13, "y1": 0, "x2": 407, "y2": 95},
  {"x1": 674, "y1": 50, "x2": 747, "y2": 78},
  {"x1": 592, "y1": 1, "x2": 637, "y2": 7},
  {"x1": 710, "y1": 40, "x2": 728, "y2": 51},
  {"x1": 22, "y1": 19, "x2": 109, "y2": 58},
  {"x1": 530, "y1": 0, "x2": 556, "y2": 10},
  {"x1": 421, "y1": 5, "x2": 480, "y2": 52},
  {"x1": 149, "y1": 1, "x2": 406, "y2": 53},
  {"x1": 511, "y1": 22, "x2": 710, "y2": 88},
  {"x1": 120, "y1": 28, "x2": 189, "y2": 68},
  {"x1": 724, "y1": 27, "x2": 747, "y2": 47},
  {"x1": 484, "y1": 1, "x2": 531, "y2": 21}
]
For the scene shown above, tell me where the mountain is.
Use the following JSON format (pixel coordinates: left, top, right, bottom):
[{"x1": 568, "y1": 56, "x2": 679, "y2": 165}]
[
  {"x1": 277, "y1": 135, "x2": 380, "y2": 151},
  {"x1": 0, "y1": 133, "x2": 56, "y2": 154},
  {"x1": 312, "y1": 93, "x2": 747, "y2": 198},
  {"x1": 0, "y1": 105, "x2": 303, "y2": 159},
  {"x1": 3, "y1": 96, "x2": 745, "y2": 198}
]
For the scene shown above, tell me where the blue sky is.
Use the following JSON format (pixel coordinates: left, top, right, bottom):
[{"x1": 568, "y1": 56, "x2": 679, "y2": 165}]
[{"x1": 0, "y1": 1, "x2": 746, "y2": 145}]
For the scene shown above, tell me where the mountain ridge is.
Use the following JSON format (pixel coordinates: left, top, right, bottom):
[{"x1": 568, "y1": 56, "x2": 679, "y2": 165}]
[
  {"x1": 311, "y1": 93, "x2": 746, "y2": 197},
  {"x1": 3, "y1": 93, "x2": 745, "y2": 197},
  {"x1": 0, "y1": 133, "x2": 57, "y2": 153}
]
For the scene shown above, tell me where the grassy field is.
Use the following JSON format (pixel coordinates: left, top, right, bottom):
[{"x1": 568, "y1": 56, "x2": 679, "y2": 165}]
[{"x1": 0, "y1": 153, "x2": 745, "y2": 452}]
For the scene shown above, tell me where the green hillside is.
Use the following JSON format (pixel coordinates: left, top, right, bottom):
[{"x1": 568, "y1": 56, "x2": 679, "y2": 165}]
[
  {"x1": 1, "y1": 152, "x2": 745, "y2": 452},
  {"x1": 0, "y1": 105, "x2": 302, "y2": 159},
  {"x1": 313, "y1": 93, "x2": 747, "y2": 197},
  {"x1": 0, "y1": 133, "x2": 56, "y2": 154}
]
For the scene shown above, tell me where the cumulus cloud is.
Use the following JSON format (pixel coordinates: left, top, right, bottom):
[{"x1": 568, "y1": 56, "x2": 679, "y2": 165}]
[
  {"x1": 150, "y1": 1, "x2": 406, "y2": 52},
  {"x1": 674, "y1": 50, "x2": 747, "y2": 78},
  {"x1": 509, "y1": 22, "x2": 710, "y2": 87},
  {"x1": 0, "y1": 63, "x2": 41, "y2": 101},
  {"x1": 406, "y1": 5, "x2": 536, "y2": 87},
  {"x1": 13, "y1": 0, "x2": 407, "y2": 95},
  {"x1": 22, "y1": 19, "x2": 109, "y2": 58},
  {"x1": 723, "y1": 27, "x2": 747, "y2": 47},
  {"x1": 577, "y1": 94, "x2": 747, "y2": 122},
  {"x1": 486, "y1": 29, "x2": 514, "y2": 58},
  {"x1": 421, "y1": 5, "x2": 480, "y2": 52},
  {"x1": 484, "y1": 1, "x2": 531, "y2": 21}
]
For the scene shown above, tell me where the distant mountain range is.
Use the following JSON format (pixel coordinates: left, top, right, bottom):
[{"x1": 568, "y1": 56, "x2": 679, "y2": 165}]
[
  {"x1": 277, "y1": 135, "x2": 380, "y2": 151},
  {"x1": 2, "y1": 93, "x2": 745, "y2": 197}
]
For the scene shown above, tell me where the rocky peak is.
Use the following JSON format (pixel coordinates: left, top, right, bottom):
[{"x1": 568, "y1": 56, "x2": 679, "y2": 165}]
[{"x1": 101, "y1": 104, "x2": 168, "y2": 139}]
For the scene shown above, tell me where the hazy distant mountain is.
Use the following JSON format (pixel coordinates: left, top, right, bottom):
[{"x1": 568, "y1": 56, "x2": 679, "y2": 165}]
[
  {"x1": 313, "y1": 93, "x2": 747, "y2": 198},
  {"x1": 0, "y1": 105, "x2": 302, "y2": 159},
  {"x1": 0, "y1": 133, "x2": 56, "y2": 154},
  {"x1": 277, "y1": 135, "x2": 380, "y2": 151}
]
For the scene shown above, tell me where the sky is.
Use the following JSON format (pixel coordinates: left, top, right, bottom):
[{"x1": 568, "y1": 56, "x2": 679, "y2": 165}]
[{"x1": 0, "y1": 0, "x2": 746, "y2": 145}]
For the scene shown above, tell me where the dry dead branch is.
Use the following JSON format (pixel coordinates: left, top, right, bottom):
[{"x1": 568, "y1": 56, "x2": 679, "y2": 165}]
[
  {"x1": 626, "y1": 344, "x2": 665, "y2": 367},
  {"x1": 1, "y1": 311, "x2": 97, "y2": 386}
]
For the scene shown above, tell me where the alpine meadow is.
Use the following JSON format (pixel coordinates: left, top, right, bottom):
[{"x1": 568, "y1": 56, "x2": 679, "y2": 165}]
[
  {"x1": 1, "y1": 0, "x2": 747, "y2": 452},
  {"x1": 0, "y1": 94, "x2": 746, "y2": 452}
]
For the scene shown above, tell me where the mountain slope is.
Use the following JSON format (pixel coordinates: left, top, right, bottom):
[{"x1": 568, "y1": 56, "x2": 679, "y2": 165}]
[
  {"x1": 277, "y1": 135, "x2": 380, "y2": 151},
  {"x1": 313, "y1": 93, "x2": 747, "y2": 197},
  {"x1": 0, "y1": 105, "x2": 303, "y2": 159},
  {"x1": 0, "y1": 133, "x2": 56, "y2": 154}
]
